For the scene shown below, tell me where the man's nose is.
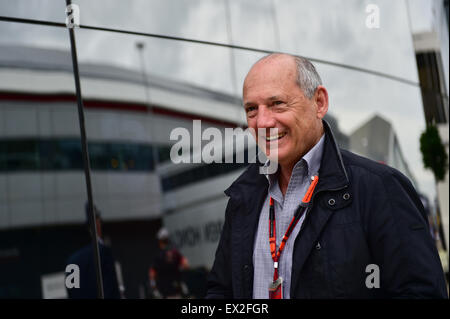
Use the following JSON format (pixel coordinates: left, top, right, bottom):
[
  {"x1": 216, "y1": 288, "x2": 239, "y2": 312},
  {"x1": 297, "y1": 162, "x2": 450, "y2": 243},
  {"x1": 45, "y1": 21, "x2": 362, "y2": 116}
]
[{"x1": 256, "y1": 106, "x2": 276, "y2": 128}]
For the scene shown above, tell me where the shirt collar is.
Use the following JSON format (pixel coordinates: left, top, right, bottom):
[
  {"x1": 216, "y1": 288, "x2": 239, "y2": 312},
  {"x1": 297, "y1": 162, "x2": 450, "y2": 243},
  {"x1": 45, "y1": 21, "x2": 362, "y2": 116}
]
[
  {"x1": 264, "y1": 133, "x2": 325, "y2": 183},
  {"x1": 302, "y1": 133, "x2": 325, "y2": 178}
]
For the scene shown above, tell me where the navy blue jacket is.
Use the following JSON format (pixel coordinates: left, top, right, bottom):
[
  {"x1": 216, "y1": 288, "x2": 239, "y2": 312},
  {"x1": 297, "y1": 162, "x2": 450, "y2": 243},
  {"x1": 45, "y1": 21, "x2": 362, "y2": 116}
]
[{"x1": 207, "y1": 121, "x2": 447, "y2": 299}]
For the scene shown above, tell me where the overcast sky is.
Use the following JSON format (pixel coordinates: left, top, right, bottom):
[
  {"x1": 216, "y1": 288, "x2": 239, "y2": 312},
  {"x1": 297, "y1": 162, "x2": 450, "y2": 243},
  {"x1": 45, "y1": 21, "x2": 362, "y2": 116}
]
[{"x1": 0, "y1": 0, "x2": 445, "y2": 202}]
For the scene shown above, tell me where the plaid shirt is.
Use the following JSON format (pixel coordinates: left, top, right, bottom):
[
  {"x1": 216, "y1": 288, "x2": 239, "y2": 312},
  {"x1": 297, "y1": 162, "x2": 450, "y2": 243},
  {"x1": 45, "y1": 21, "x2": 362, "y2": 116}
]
[{"x1": 252, "y1": 134, "x2": 325, "y2": 299}]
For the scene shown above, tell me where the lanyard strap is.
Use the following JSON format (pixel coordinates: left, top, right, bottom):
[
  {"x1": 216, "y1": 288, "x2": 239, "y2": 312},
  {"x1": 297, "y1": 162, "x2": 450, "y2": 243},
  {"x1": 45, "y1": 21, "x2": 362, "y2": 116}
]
[{"x1": 269, "y1": 175, "x2": 319, "y2": 280}]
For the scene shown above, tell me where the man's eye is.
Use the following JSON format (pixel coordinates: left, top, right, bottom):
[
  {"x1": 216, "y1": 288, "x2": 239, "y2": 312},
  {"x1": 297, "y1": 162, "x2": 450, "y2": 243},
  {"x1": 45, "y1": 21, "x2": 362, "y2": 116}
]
[
  {"x1": 246, "y1": 106, "x2": 256, "y2": 112},
  {"x1": 273, "y1": 101, "x2": 284, "y2": 105}
]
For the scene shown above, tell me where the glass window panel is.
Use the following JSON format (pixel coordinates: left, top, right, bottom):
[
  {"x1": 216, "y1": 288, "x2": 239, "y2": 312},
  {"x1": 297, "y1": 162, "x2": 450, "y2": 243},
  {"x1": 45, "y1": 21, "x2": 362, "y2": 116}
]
[
  {"x1": 274, "y1": 0, "x2": 419, "y2": 81},
  {"x1": 0, "y1": 21, "x2": 104, "y2": 299},
  {"x1": 1, "y1": 0, "x2": 446, "y2": 299},
  {"x1": 4, "y1": 139, "x2": 39, "y2": 171},
  {"x1": 89, "y1": 142, "x2": 111, "y2": 170},
  {"x1": 55, "y1": 139, "x2": 83, "y2": 170},
  {"x1": 227, "y1": 0, "x2": 280, "y2": 51},
  {"x1": 73, "y1": 0, "x2": 228, "y2": 43},
  {"x1": 73, "y1": 24, "x2": 248, "y2": 297},
  {"x1": 0, "y1": 0, "x2": 66, "y2": 23}
]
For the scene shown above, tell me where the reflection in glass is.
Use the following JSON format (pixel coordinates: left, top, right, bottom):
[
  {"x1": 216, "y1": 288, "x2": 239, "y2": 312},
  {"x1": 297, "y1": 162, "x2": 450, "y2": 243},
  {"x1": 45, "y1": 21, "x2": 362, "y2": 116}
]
[
  {"x1": 0, "y1": 0, "x2": 446, "y2": 299},
  {"x1": 0, "y1": 23, "x2": 96, "y2": 299}
]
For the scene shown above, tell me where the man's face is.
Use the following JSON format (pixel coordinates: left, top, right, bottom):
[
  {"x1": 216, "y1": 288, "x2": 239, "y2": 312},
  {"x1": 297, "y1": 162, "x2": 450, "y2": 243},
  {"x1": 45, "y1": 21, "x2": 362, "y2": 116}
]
[{"x1": 243, "y1": 55, "x2": 323, "y2": 168}]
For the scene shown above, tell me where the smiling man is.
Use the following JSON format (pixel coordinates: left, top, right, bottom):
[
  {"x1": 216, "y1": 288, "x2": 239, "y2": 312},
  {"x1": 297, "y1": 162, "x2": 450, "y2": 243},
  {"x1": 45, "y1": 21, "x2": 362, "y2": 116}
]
[
  {"x1": 206, "y1": 53, "x2": 447, "y2": 299},
  {"x1": 243, "y1": 54, "x2": 327, "y2": 197}
]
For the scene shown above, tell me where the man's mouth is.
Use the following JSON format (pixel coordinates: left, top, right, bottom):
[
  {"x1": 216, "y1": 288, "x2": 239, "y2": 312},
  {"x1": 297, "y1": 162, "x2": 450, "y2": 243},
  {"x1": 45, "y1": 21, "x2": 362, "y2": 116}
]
[{"x1": 265, "y1": 131, "x2": 287, "y2": 141}]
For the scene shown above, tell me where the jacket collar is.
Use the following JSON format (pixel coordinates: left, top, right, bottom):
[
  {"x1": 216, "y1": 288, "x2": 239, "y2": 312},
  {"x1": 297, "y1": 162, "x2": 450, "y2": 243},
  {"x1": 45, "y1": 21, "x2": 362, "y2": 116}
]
[{"x1": 314, "y1": 119, "x2": 349, "y2": 192}]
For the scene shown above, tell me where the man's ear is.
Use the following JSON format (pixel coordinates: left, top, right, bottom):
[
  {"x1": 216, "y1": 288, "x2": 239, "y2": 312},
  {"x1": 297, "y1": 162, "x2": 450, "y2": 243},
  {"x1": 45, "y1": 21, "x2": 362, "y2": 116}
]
[{"x1": 314, "y1": 85, "x2": 329, "y2": 119}]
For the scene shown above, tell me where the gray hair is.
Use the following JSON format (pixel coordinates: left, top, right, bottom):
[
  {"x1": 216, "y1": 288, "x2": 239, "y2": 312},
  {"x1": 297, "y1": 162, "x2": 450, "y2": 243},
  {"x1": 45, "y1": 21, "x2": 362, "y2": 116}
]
[
  {"x1": 256, "y1": 53, "x2": 322, "y2": 99},
  {"x1": 293, "y1": 56, "x2": 322, "y2": 99}
]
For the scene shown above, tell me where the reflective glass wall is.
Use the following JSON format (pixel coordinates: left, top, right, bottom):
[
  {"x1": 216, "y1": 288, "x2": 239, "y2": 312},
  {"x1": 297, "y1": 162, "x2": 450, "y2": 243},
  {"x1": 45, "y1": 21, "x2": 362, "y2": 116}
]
[
  {"x1": 0, "y1": 20, "x2": 91, "y2": 298},
  {"x1": 0, "y1": 0, "x2": 446, "y2": 298}
]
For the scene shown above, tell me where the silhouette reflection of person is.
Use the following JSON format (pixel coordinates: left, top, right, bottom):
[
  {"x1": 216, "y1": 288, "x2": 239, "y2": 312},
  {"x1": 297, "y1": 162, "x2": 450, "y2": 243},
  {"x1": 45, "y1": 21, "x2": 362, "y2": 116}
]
[
  {"x1": 66, "y1": 204, "x2": 121, "y2": 299},
  {"x1": 148, "y1": 228, "x2": 189, "y2": 298}
]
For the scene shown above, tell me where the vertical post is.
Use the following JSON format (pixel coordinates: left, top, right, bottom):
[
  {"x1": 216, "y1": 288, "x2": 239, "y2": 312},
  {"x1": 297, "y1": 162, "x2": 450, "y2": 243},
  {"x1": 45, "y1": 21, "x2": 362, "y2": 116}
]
[
  {"x1": 65, "y1": 0, "x2": 104, "y2": 299},
  {"x1": 136, "y1": 42, "x2": 159, "y2": 169}
]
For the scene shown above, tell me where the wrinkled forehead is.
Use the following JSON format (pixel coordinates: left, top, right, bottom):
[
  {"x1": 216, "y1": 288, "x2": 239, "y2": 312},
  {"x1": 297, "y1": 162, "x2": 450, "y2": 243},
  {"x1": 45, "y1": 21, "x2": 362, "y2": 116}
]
[
  {"x1": 244, "y1": 55, "x2": 297, "y2": 89},
  {"x1": 243, "y1": 55, "x2": 298, "y2": 98}
]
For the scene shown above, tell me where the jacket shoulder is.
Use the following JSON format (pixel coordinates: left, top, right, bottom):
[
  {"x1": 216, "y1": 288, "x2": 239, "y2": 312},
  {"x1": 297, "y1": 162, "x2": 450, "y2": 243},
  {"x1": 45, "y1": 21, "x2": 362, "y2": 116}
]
[{"x1": 224, "y1": 163, "x2": 266, "y2": 197}]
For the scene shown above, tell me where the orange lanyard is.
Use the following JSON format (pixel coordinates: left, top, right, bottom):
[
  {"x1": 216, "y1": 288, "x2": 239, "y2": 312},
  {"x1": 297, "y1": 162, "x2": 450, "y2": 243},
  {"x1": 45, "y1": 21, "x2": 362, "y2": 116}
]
[{"x1": 269, "y1": 175, "x2": 319, "y2": 281}]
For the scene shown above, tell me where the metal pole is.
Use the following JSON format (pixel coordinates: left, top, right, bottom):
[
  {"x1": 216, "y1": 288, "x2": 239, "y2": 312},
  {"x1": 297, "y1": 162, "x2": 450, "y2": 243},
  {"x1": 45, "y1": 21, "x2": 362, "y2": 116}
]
[
  {"x1": 65, "y1": 0, "x2": 104, "y2": 299},
  {"x1": 136, "y1": 42, "x2": 159, "y2": 169}
]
